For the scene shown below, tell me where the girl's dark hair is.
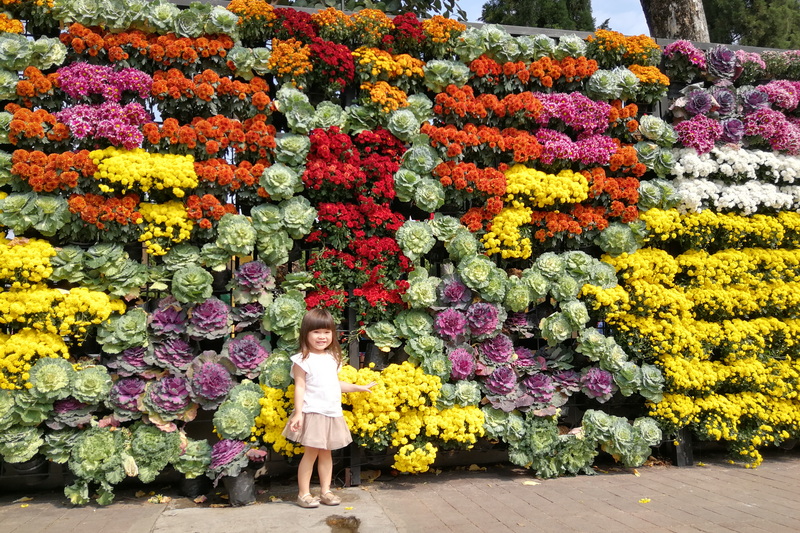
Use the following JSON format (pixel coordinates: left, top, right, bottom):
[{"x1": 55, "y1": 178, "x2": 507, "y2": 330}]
[{"x1": 298, "y1": 308, "x2": 342, "y2": 364}]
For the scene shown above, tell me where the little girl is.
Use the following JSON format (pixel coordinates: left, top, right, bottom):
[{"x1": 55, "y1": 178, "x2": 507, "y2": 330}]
[{"x1": 282, "y1": 308, "x2": 375, "y2": 508}]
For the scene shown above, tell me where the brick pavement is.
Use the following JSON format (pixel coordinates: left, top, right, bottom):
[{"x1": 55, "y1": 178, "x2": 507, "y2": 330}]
[{"x1": 1, "y1": 449, "x2": 799, "y2": 533}]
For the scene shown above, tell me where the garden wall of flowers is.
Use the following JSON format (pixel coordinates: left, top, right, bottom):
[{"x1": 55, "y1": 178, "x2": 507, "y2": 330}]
[{"x1": 1, "y1": 0, "x2": 799, "y2": 505}]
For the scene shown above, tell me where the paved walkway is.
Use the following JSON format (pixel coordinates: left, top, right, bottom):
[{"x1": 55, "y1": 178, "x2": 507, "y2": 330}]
[{"x1": 2, "y1": 449, "x2": 799, "y2": 533}]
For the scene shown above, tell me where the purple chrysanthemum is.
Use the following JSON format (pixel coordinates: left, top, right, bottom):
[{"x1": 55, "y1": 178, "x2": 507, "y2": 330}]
[
  {"x1": 479, "y1": 334, "x2": 514, "y2": 364},
  {"x1": 465, "y1": 302, "x2": 500, "y2": 338},
  {"x1": 448, "y1": 347, "x2": 475, "y2": 380},
  {"x1": 484, "y1": 365, "x2": 517, "y2": 395},
  {"x1": 434, "y1": 308, "x2": 468, "y2": 340}
]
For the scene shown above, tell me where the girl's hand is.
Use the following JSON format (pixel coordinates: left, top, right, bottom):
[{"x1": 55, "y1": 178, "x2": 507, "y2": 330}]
[
  {"x1": 288, "y1": 411, "x2": 304, "y2": 432},
  {"x1": 360, "y1": 381, "x2": 377, "y2": 393}
]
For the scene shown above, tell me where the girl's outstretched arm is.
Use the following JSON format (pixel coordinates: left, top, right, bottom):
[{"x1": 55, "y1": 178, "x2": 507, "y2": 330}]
[{"x1": 340, "y1": 380, "x2": 376, "y2": 393}]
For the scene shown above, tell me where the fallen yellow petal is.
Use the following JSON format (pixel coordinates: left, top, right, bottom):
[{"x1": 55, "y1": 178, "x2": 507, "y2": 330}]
[
  {"x1": 20, "y1": 504, "x2": 29, "y2": 508},
  {"x1": 522, "y1": 481, "x2": 540, "y2": 486},
  {"x1": 697, "y1": 462, "x2": 706, "y2": 467},
  {"x1": 638, "y1": 498, "x2": 651, "y2": 504},
  {"x1": 633, "y1": 469, "x2": 640, "y2": 477},
  {"x1": 344, "y1": 506, "x2": 354, "y2": 510}
]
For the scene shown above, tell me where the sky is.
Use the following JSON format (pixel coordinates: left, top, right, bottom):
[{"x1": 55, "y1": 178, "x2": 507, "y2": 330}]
[{"x1": 459, "y1": 0, "x2": 650, "y2": 36}]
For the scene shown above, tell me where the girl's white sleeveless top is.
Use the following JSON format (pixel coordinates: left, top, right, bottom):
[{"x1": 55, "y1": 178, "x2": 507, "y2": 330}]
[{"x1": 290, "y1": 352, "x2": 343, "y2": 417}]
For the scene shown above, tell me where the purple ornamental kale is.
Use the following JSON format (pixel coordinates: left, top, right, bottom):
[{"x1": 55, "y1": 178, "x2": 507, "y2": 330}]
[
  {"x1": 210, "y1": 439, "x2": 249, "y2": 469},
  {"x1": 226, "y1": 334, "x2": 270, "y2": 375},
  {"x1": 144, "y1": 375, "x2": 192, "y2": 415},
  {"x1": 434, "y1": 308, "x2": 468, "y2": 341},
  {"x1": 448, "y1": 347, "x2": 475, "y2": 380},
  {"x1": 513, "y1": 347, "x2": 547, "y2": 372},
  {"x1": 711, "y1": 87, "x2": 737, "y2": 117},
  {"x1": 465, "y1": 302, "x2": 500, "y2": 338},
  {"x1": 553, "y1": 369, "x2": 582, "y2": 393},
  {"x1": 479, "y1": 334, "x2": 514, "y2": 364},
  {"x1": 740, "y1": 88, "x2": 771, "y2": 114},
  {"x1": 484, "y1": 365, "x2": 517, "y2": 395},
  {"x1": 684, "y1": 90, "x2": 715, "y2": 116},
  {"x1": 108, "y1": 346, "x2": 150, "y2": 376},
  {"x1": 233, "y1": 260, "x2": 275, "y2": 291},
  {"x1": 151, "y1": 338, "x2": 195, "y2": 371},
  {"x1": 720, "y1": 118, "x2": 745, "y2": 144},
  {"x1": 438, "y1": 276, "x2": 472, "y2": 308},
  {"x1": 706, "y1": 45, "x2": 739, "y2": 81},
  {"x1": 523, "y1": 373, "x2": 556, "y2": 403},
  {"x1": 188, "y1": 297, "x2": 232, "y2": 340},
  {"x1": 232, "y1": 302, "x2": 265, "y2": 330},
  {"x1": 109, "y1": 377, "x2": 147, "y2": 412},
  {"x1": 189, "y1": 360, "x2": 234, "y2": 408},
  {"x1": 580, "y1": 367, "x2": 616, "y2": 402},
  {"x1": 149, "y1": 298, "x2": 187, "y2": 337}
]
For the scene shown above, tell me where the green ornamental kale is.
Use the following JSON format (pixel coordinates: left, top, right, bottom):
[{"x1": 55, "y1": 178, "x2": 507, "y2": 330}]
[
  {"x1": 72, "y1": 365, "x2": 112, "y2": 404},
  {"x1": 259, "y1": 163, "x2": 303, "y2": 201},
  {"x1": 28, "y1": 357, "x2": 76, "y2": 402},
  {"x1": 213, "y1": 402, "x2": 256, "y2": 441},
  {"x1": 216, "y1": 214, "x2": 256, "y2": 257},
  {"x1": 396, "y1": 220, "x2": 436, "y2": 262},
  {"x1": 364, "y1": 321, "x2": 402, "y2": 350},
  {"x1": 130, "y1": 422, "x2": 182, "y2": 484},
  {"x1": 0, "y1": 425, "x2": 44, "y2": 464},
  {"x1": 96, "y1": 308, "x2": 148, "y2": 354},
  {"x1": 262, "y1": 291, "x2": 306, "y2": 342},
  {"x1": 171, "y1": 265, "x2": 213, "y2": 304},
  {"x1": 393, "y1": 309, "x2": 434, "y2": 339},
  {"x1": 259, "y1": 350, "x2": 293, "y2": 389},
  {"x1": 41, "y1": 428, "x2": 81, "y2": 464},
  {"x1": 173, "y1": 436, "x2": 212, "y2": 479},
  {"x1": 275, "y1": 134, "x2": 311, "y2": 168},
  {"x1": 280, "y1": 196, "x2": 316, "y2": 239},
  {"x1": 65, "y1": 426, "x2": 134, "y2": 506}
]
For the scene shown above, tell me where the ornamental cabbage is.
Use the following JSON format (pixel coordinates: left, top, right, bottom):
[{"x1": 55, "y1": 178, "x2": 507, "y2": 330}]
[
  {"x1": 72, "y1": 365, "x2": 112, "y2": 405},
  {"x1": 402, "y1": 144, "x2": 439, "y2": 174},
  {"x1": 188, "y1": 353, "x2": 235, "y2": 410},
  {"x1": 65, "y1": 426, "x2": 132, "y2": 506},
  {"x1": 97, "y1": 308, "x2": 148, "y2": 354},
  {"x1": 280, "y1": 196, "x2": 316, "y2": 239},
  {"x1": 259, "y1": 163, "x2": 303, "y2": 201},
  {"x1": 387, "y1": 109, "x2": 421, "y2": 142},
  {"x1": 453, "y1": 380, "x2": 482, "y2": 406},
  {"x1": 484, "y1": 365, "x2": 517, "y2": 395},
  {"x1": 458, "y1": 255, "x2": 494, "y2": 291},
  {"x1": 539, "y1": 312, "x2": 573, "y2": 346},
  {"x1": 187, "y1": 297, "x2": 232, "y2": 340},
  {"x1": 580, "y1": 367, "x2": 617, "y2": 402},
  {"x1": 171, "y1": 265, "x2": 213, "y2": 304},
  {"x1": 405, "y1": 94, "x2": 433, "y2": 123},
  {"x1": 405, "y1": 334, "x2": 445, "y2": 367},
  {"x1": 480, "y1": 268, "x2": 508, "y2": 303},
  {"x1": 312, "y1": 101, "x2": 348, "y2": 130},
  {"x1": 222, "y1": 334, "x2": 270, "y2": 378},
  {"x1": 434, "y1": 308, "x2": 469, "y2": 342},
  {"x1": 173, "y1": 437, "x2": 212, "y2": 479},
  {"x1": 423, "y1": 60, "x2": 471, "y2": 93},
  {"x1": 422, "y1": 352, "x2": 452, "y2": 383},
  {"x1": 393, "y1": 169, "x2": 421, "y2": 203},
  {"x1": 207, "y1": 439, "x2": 251, "y2": 483},
  {"x1": 256, "y1": 229, "x2": 293, "y2": 267},
  {"x1": 275, "y1": 134, "x2": 311, "y2": 167},
  {"x1": 436, "y1": 274, "x2": 472, "y2": 309},
  {"x1": 586, "y1": 69, "x2": 621, "y2": 101},
  {"x1": 262, "y1": 290, "x2": 306, "y2": 342},
  {"x1": 428, "y1": 215, "x2": 462, "y2": 243},
  {"x1": 445, "y1": 229, "x2": 479, "y2": 262},
  {"x1": 534, "y1": 252, "x2": 565, "y2": 280},
  {"x1": 560, "y1": 300, "x2": 590, "y2": 329},
  {"x1": 633, "y1": 417, "x2": 663, "y2": 447},
  {"x1": 613, "y1": 361, "x2": 642, "y2": 397},
  {"x1": 563, "y1": 251, "x2": 595, "y2": 284},
  {"x1": 576, "y1": 328, "x2": 612, "y2": 362},
  {"x1": 589, "y1": 261, "x2": 618, "y2": 289},
  {"x1": 394, "y1": 310, "x2": 434, "y2": 339},
  {"x1": 345, "y1": 104, "x2": 378, "y2": 134},
  {"x1": 259, "y1": 350, "x2": 293, "y2": 389},
  {"x1": 396, "y1": 220, "x2": 435, "y2": 262},
  {"x1": 448, "y1": 345, "x2": 476, "y2": 380},
  {"x1": 594, "y1": 222, "x2": 644, "y2": 256},
  {"x1": 107, "y1": 377, "x2": 146, "y2": 421},
  {"x1": 364, "y1": 321, "x2": 402, "y2": 350},
  {"x1": 401, "y1": 268, "x2": 440, "y2": 309},
  {"x1": 147, "y1": 1, "x2": 181, "y2": 33},
  {"x1": 204, "y1": 6, "x2": 239, "y2": 40},
  {"x1": 227, "y1": 380, "x2": 264, "y2": 418},
  {"x1": 216, "y1": 214, "x2": 256, "y2": 257},
  {"x1": 521, "y1": 268, "x2": 550, "y2": 300},
  {"x1": 504, "y1": 277, "x2": 533, "y2": 312},
  {"x1": 0, "y1": 425, "x2": 43, "y2": 464},
  {"x1": 0, "y1": 192, "x2": 37, "y2": 235},
  {"x1": 149, "y1": 338, "x2": 195, "y2": 372},
  {"x1": 226, "y1": 46, "x2": 256, "y2": 80},
  {"x1": 142, "y1": 374, "x2": 194, "y2": 422},
  {"x1": 27, "y1": 357, "x2": 76, "y2": 401},
  {"x1": 173, "y1": 7, "x2": 204, "y2": 38},
  {"x1": 41, "y1": 428, "x2": 80, "y2": 464},
  {"x1": 213, "y1": 402, "x2": 256, "y2": 441},
  {"x1": 465, "y1": 302, "x2": 505, "y2": 340},
  {"x1": 639, "y1": 363, "x2": 665, "y2": 402},
  {"x1": 130, "y1": 422, "x2": 181, "y2": 484},
  {"x1": 413, "y1": 178, "x2": 445, "y2": 212},
  {"x1": 479, "y1": 334, "x2": 514, "y2": 365},
  {"x1": 554, "y1": 34, "x2": 587, "y2": 60},
  {"x1": 0, "y1": 390, "x2": 16, "y2": 431}
]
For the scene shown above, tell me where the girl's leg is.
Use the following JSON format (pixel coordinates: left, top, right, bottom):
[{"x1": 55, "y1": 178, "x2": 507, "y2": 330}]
[
  {"x1": 317, "y1": 449, "x2": 333, "y2": 494},
  {"x1": 297, "y1": 447, "x2": 320, "y2": 497}
]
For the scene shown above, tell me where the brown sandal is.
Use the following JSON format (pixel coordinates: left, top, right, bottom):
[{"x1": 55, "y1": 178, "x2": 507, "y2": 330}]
[
  {"x1": 296, "y1": 493, "x2": 319, "y2": 508},
  {"x1": 319, "y1": 490, "x2": 341, "y2": 506}
]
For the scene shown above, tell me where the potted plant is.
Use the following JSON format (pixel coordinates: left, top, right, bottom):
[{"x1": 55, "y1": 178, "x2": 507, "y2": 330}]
[{"x1": 206, "y1": 439, "x2": 266, "y2": 506}]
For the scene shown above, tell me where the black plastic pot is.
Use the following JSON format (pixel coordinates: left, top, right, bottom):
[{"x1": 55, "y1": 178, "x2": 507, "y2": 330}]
[{"x1": 222, "y1": 469, "x2": 256, "y2": 506}]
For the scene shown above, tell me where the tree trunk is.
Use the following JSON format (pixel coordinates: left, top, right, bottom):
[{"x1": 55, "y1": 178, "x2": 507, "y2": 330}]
[{"x1": 640, "y1": 0, "x2": 710, "y2": 41}]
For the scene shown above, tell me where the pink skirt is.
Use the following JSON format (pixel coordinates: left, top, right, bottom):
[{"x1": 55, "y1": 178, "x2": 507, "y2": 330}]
[{"x1": 282, "y1": 412, "x2": 353, "y2": 450}]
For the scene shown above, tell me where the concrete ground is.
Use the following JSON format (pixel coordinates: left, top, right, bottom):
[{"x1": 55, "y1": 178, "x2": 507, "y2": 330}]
[{"x1": 1, "y1": 448, "x2": 799, "y2": 533}]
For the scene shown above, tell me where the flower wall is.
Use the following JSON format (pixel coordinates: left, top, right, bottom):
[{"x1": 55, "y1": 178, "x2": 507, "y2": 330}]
[{"x1": 0, "y1": 0, "x2": 799, "y2": 504}]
